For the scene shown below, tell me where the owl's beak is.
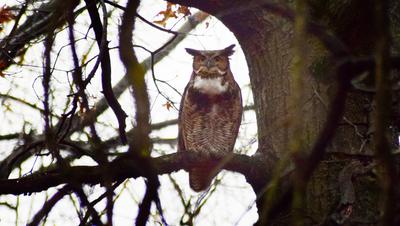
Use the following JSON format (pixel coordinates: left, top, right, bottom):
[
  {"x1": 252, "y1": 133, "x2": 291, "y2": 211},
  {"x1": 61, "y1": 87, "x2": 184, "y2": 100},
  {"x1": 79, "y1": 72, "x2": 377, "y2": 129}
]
[{"x1": 206, "y1": 60, "x2": 213, "y2": 68}]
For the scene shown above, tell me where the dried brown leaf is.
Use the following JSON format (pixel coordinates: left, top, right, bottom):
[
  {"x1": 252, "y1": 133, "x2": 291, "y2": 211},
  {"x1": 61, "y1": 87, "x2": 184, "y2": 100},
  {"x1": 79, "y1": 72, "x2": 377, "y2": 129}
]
[
  {"x1": 177, "y1": 5, "x2": 191, "y2": 17},
  {"x1": 153, "y1": 3, "x2": 191, "y2": 27},
  {"x1": 153, "y1": 2, "x2": 177, "y2": 27},
  {"x1": 162, "y1": 101, "x2": 173, "y2": 111},
  {"x1": 0, "y1": 5, "x2": 15, "y2": 24}
]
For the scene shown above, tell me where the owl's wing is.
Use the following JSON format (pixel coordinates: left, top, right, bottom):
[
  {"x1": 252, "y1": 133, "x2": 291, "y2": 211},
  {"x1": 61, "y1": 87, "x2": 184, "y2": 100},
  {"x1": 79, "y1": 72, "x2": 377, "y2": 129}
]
[
  {"x1": 177, "y1": 74, "x2": 194, "y2": 152},
  {"x1": 227, "y1": 81, "x2": 243, "y2": 151}
]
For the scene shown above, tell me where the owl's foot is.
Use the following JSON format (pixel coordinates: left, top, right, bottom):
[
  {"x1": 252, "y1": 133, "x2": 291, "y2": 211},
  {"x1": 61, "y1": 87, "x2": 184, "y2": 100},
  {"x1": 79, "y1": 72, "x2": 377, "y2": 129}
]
[{"x1": 185, "y1": 149, "x2": 230, "y2": 161}]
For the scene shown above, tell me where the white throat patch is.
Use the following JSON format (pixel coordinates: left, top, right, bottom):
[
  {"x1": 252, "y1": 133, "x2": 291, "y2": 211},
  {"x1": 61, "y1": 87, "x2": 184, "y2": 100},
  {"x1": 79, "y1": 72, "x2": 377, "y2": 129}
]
[{"x1": 193, "y1": 76, "x2": 228, "y2": 95}]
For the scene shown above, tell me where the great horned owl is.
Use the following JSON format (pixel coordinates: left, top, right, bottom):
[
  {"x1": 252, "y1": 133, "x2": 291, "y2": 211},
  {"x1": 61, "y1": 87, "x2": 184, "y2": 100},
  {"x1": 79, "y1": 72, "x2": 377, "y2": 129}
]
[{"x1": 178, "y1": 44, "x2": 243, "y2": 192}]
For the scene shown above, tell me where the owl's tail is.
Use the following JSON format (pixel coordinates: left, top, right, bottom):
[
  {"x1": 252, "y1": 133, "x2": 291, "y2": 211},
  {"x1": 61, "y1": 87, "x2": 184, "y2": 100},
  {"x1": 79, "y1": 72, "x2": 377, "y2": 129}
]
[{"x1": 189, "y1": 165, "x2": 218, "y2": 192}]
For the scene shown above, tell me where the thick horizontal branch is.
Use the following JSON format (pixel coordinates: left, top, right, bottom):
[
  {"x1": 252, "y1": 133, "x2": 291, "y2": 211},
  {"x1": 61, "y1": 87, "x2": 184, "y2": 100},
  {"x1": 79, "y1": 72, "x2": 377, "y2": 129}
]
[{"x1": 0, "y1": 152, "x2": 270, "y2": 195}]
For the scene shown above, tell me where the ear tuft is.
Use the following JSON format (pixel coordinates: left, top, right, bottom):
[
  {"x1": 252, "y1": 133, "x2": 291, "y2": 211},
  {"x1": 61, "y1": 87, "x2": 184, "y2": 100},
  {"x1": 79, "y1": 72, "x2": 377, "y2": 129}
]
[
  {"x1": 185, "y1": 48, "x2": 201, "y2": 56},
  {"x1": 223, "y1": 44, "x2": 235, "y2": 56}
]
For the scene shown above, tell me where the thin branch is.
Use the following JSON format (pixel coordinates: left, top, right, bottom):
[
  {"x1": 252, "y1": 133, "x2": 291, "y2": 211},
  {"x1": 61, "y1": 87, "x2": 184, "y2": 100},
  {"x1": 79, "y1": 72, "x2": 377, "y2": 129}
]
[
  {"x1": 0, "y1": 133, "x2": 20, "y2": 140},
  {"x1": 119, "y1": 0, "x2": 150, "y2": 154},
  {"x1": 373, "y1": 0, "x2": 397, "y2": 224},
  {"x1": 85, "y1": 0, "x2": 128, "y2": 144},
  {"x1": 290, "y1": 1, "x2": 308, "y2": 225},
  {"x1": 118, "y1": 1, "x2": 161, "y2": 225},
  {"x1": 136, "y1": 177, "x2": 160, "y2": 226},
  {"x1": 74, "y1": 187, "x2": 104, "y2": 226},
  {"x1": 0, "y1": 93, "x2": 46, "y2": 115},
  {"x1": 42, "y1": 30, "x2": 65, "y2": 166},
  {"x1": 27, "y1": 185, "x2": 71, "y2": 226},
  {"x1": 69, "y1": 11, "x2": 207, "y2": 133},
  {"x1": 83, "y1": 0, "x2": 108, "y2": 86},
  {"x1": 6, "y1": 0, "x2": 31, "y2": 44},
  {"x1": 63, "y1": 1, "x2": 104, "y2": 161},
  {"x1": 42, "y1": 34, "x2": 53, "y2": 145},
  {"x1": 0, "y1": 0, "x2": 81, "y2": 71},
  {"x1": 104, "y1": 0, "x2": 179, "y2": 35}
]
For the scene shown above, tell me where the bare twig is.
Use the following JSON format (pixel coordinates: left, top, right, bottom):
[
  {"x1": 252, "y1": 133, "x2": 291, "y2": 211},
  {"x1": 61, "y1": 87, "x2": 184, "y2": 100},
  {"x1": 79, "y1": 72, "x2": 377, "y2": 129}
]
[
  {"x1": 85, "y1": 0, "x2": 128, "y2": 144},
  {"x1": 104, "y1": 0, "x2": 179, "y2": 35},
  {"x1": 328, "y1": 161, "x2": 375, "y2": 225},
  {"x1": 373, "y1": 0, "x2": 397, "y2": 224},
  {"x1": 83, "y1": 0, "x2": 108, "y2": 86},
  {"x1": 27, "y1": 185, "x2": 71, "y2": 226},
  {"x1": 70, "y1": 11, "x2": 207, "y2": 133},
  {"x1": 42, "y1": 30, "x2": 66, "y2": 167},
  {"x1": 0, "y1": 0, "x2": 81, "y2": 71},
  {"x1": 74, "y1": 187, "x2": 104, "y2": 226}
]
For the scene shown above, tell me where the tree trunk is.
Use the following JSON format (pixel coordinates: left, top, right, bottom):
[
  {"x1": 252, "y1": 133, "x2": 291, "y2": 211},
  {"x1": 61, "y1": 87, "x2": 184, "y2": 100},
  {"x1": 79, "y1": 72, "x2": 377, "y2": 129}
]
[
  {"x1": 169, "y1": 0, "x2": 396, "y2": 225},
  {"x1": 221, "y1": 3, "x2": 386, "y2": 225},
  {"x1": 217, "y1": 4, "x2": 380, "y2": 226}
]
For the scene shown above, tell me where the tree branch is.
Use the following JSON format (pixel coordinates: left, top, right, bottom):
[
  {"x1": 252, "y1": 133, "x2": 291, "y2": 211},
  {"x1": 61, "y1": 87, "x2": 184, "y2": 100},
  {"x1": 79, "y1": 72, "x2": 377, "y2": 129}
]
[
  {"x1": 0, "y1": 152, "x2": 269, "y2": 196},
  {"x1": 0, "y1": 12, "x2": 207, "y2": 180},
  {"x1": 0, "y1": 0, "x2": 81, "y2": 71},
  {"x1": 27, "y1": 185, "x2": 71, "y2": 226},
  {"x1": 85, "y1": 0, "x2": 128, "y2": 144}
]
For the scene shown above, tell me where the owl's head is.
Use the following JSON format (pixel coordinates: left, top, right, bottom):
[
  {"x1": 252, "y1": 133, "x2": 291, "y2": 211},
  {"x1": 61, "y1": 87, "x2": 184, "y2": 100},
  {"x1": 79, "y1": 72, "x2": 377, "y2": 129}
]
[{"x1": 185, "y1": 44, "x2": 235, "y2": 77}]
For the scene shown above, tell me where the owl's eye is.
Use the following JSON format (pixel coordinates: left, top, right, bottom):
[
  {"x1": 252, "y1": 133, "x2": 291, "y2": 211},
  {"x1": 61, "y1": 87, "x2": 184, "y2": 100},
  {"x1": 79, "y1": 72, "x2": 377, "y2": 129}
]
[
  {"x1": 215, "y1": 56, "x2": 223, "y2": 62},
  {"x1": 197, "y1": 55, "x2": 206, "y2": 61}
]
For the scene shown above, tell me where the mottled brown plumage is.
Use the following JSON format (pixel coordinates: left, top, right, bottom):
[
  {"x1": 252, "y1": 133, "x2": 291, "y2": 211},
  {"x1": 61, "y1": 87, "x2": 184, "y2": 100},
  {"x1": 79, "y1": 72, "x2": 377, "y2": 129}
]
[{"x1": 178, "y1": 44, "x2": 243, "y2": 192}]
